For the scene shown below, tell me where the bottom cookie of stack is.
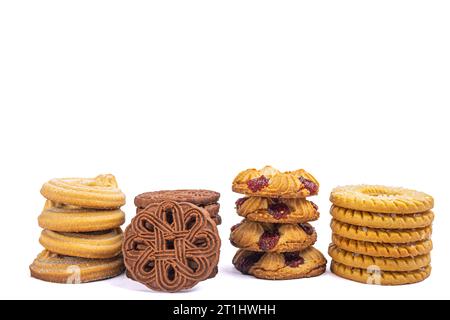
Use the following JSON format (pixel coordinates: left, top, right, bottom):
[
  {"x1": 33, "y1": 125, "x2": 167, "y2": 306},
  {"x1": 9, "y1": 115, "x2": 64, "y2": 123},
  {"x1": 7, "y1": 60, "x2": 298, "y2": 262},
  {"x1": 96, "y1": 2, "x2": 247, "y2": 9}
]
[
  {"x1": 233, "y1": 247, "x2": 327, "y2": 280},
  {"x1": 30, "y1": 250, "x2": 125, "y2": 284},
  {"x1": 330, "y1": 261, "x2": 431, "y2": 286}
]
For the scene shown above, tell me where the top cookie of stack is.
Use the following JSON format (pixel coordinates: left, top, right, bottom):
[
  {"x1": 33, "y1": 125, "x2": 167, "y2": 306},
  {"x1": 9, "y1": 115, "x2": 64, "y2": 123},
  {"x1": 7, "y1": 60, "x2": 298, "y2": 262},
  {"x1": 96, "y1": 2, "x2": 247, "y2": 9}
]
[
  {"x1": 30, "y1": 174, "x2": 126, "y2": 284},
  {"x1": 329, "y1": 185, "x2": 434, "y2": 285},
  {"x1": 231, "y1": 166, "x2": 327, "y2": 280}
]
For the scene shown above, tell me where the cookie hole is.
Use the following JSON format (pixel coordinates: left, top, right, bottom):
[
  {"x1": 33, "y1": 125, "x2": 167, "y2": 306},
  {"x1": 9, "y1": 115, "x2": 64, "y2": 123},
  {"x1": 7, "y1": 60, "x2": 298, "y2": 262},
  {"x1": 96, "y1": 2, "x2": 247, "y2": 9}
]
[
  {"x1": 142, "y1": 221, "x2": 154, "y2": 232},
  {"x1": 165, "y1": 209, "x2": 174, "y2": 224},
  {"x1": 194, "y1": 238, "x2": 207, "y2": 248},
  {"x1": 167, "y1": 265, "x2": 175, "y2": 281},
  {"x1": 133, "y1": 241, "x2": 147, "y2": 251},
  {"x1": 166, "y1": 240, "x2": 175, "y2": 250},
  {"x1": 186, "y1": 216, "x2": 197, "y2": 230},
  {"x1": 143, "y1": 260, "x2": 154, "y2": 272},
  {"x1": 187, "y1": 259, "x2": 199, "y2": 273}
]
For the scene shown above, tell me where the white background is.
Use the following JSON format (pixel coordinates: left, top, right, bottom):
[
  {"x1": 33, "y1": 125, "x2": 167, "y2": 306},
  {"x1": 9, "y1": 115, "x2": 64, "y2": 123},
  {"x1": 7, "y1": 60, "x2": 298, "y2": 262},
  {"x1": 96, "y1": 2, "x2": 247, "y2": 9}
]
[{"x1": 1, "y1": 0, "x2": 449, "y2": 300}]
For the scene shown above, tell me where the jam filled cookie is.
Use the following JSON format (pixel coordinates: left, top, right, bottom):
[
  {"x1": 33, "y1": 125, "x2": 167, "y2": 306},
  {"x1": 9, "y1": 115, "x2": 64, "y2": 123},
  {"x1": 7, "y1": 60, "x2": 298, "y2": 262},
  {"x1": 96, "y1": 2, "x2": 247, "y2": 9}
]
[
  {"x1": 233, "y1": 246, "x2": 326, "y2": 280},
  {"x1": 230, "y1": 220, "x2": 317, "y2": 252},
  {"x1": 236, "y1": 197, "x2": 319, "y2": 224},
  {"x1": 30, "y1": 250, "x2": 125, "y2": 284},
  {"x1": 330, "y1": 205, "x2": 434, "y2": 229},
  {"x1": 232, "y1": 166, "x2": 319, "y2": 198}
]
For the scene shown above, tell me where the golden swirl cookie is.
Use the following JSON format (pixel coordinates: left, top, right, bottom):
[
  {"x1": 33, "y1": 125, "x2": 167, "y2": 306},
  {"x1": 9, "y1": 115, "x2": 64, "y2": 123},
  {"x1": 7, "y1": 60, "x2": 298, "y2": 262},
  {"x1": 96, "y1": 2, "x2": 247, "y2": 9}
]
[
  {"x1": 230, "y1": 220, "x2": 317, "y2": 252},
  {"x1": 41, "y1": 174, "x2": 126, "y2": 209},
  {"x1": 328, "y1": 244, "x2": 430, "y2": 272},
  {"x1": 38, "y1": 201, "x2": 125, "y2": 232},
  {"x1": 330, "y1": 261, "x2": 431, "y2": 285},
  {"x1": 331, "y1": 219, "x2": 432, "y2": 244},
  {"x1": 330, "y1": 185, "x2": 433, "y2": 214},
  {"x1": 236, "y1": 197, "x2": 319, "y2": 223},
  {"x1": 232, "y1": 166, "x2": 319, "y2": 198},
  {"x1": 39, "y1": 229, "x2": 123, "y2": 259},
  {"x1": 30, "y1": 250, "x2": 125, "y2": 283},
  {"x1": 233, "y1": 247, "x2": 326, "y2": 280},
  {"x1": 332, "y1": 234, "x2": 433, "y2": 258},
  {"x1": 330, "y1": 205, "x2": 434, "y2": 229}
]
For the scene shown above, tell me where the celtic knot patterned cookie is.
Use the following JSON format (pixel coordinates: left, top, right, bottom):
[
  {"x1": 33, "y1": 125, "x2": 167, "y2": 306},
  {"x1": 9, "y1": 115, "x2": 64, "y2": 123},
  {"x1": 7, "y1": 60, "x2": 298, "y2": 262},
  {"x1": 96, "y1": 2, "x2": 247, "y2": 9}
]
[{"x1": 123, "y1": 201, "x2": 221, "y2": 292}]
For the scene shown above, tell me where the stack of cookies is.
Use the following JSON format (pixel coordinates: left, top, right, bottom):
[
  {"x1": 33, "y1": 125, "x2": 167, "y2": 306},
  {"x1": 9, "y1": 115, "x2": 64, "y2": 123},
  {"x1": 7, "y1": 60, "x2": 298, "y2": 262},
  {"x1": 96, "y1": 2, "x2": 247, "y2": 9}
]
[
  {"x1": 329, "y1": 185, "x2": 434, "y2": 285},
  {"x1": 230, "y1": 166, "x2": 327, "y2": 280},
  {"x1": 123, "y1": 190, "x2": 222, "y2": 292},
  {"x1": 30, "y1": 174, "x2": 126, "y2": 284}
]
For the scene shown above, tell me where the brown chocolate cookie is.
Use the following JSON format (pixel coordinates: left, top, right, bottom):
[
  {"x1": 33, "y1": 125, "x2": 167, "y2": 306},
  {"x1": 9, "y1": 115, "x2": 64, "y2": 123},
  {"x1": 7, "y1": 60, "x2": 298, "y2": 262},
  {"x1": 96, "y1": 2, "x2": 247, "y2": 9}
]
[
  {"x1": 123, "y1": 201, "x2": 221, "y2": 292},
  {"x1": 135, "y1": 190, "x2": 221, "y2": 225}
]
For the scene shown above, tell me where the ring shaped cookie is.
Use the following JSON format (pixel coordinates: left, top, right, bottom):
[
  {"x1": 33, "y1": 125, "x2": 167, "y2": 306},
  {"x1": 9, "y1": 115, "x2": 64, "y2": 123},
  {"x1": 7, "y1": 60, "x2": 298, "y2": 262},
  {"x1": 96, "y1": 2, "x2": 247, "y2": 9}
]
[
  {"x1": 233, "y1": 247, "x2": 326, "y2": 280},
  {"x1": 39, "y1": 229, "x2": 123, "y2": 259},
  {"x1": 331, "y1": 261, "x2": 431, "y2": 286},
  {"x1": 331, "y1": 219, "x2": 432, "y2": 244},
  {"x1": 332, "y1": 234, "x2": 433, "y2": 258},
  {"x1": 328, "y1": 244, "x2": 430, "y2": 272},
  {"x1": 123, "y1": 201, "x2": 221, "y2": 292},
  {"x1": 40, "y1": 174, "x2": 126, "y2": 209},
  {"x1": 232, "y1": 166, "x2": 319, "y2": 198},
  {"x1": 39, "y1": 201, "x2": 125, "y2": 232},
  {"x1": 330, "y1": 185, "x2": 433, "y2": 214},
  {"x1": 30, "y1": 250, "x2": 124, "y2": 284},
  {"x1": 330, "y1": 205, "x2": 434, "y2": 229}
]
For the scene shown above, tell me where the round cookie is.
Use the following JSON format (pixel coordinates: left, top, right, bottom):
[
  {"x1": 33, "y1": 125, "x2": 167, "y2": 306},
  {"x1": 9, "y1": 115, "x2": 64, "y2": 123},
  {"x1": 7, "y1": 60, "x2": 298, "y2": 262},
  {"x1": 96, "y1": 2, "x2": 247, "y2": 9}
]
[
  {"x1": 40, "y1": 174, "x2": 126, "y2": 209},
  {"x1": 39, "y1": 229, "x2": 123, "y2": 259},
  {"x1": 230, "y1": 220, "x2": 317, "y2": 252},
  {"x1": 236, "y1": 197, "x2": 319, "y2": 224},
  {"x1": 123, "y1": 201, "x2": 221, "y2": 292},
  {"x1": 39, "y1": 201, "x2": 125, "y2": 232},
  {"x1": 331, "y1": 219, "x2": 432, "y2": 244},
  {"x1": 330, "y1": 185, "x2": 434, "y2": 214},
  {"x1": 232, "y1": 166, "x2": 319, "y2": 198},
  {"x1": 30, "y1": 250, "x2": 124, "y2": 284},
  {"x1": 135, "y1": 189, "x2": 220, "y2": 207},
  {"x1": 135, "y1": 190, "x2": 221, "y2": 225},
  {"x1": 332, "y1": 234, "x2": 433, "y2": 258},
  {"x1": 330, "y1": 260, "x2": 431, "y2": 286},
  {"x1": 330, "y1": 205, "x2": 434, "y2": 229},
  {"x1": 233, "y1": 247, "x2": 327, "y2": 280},
  {"x1": 328, "y1": 244, "x2": 431, "y2": 272}
]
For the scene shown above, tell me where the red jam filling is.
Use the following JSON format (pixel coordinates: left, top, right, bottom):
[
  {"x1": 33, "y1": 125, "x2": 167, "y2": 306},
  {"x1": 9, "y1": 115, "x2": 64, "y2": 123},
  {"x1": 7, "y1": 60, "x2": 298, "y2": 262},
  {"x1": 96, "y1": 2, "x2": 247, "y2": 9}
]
[
  {"x1": 299, "y1": 176, "x2": 318, "y2": 194},
  {"x1": 299, "y1": 223, "x2": 314, "y2": 235},
  {"x1": 236, "y1": 252, "x2": 264, "y2": 274},
  {"x1": 230, "y1": 223, "x2": 242, "y2": 232},
  {"x1": 258, "y1": 231, "x2": 280, "y2": 251},
  {"x1": 284, "y1": 252, "x2": 305, "y2": 268},
  {"x1": 247, "y1": 175, "x2": 269, "y2": 192},
  {"x1": 235, "y1": 197, "x2": 249, "y2": 208},
  {"x1": 310, "y1": 201, "x2": 319, "y2": 211},
  {"x1": 268, "y1": 200, "x2": 290, "y2": 219}
]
